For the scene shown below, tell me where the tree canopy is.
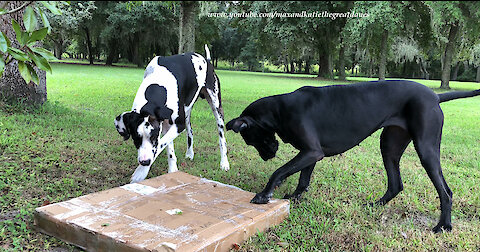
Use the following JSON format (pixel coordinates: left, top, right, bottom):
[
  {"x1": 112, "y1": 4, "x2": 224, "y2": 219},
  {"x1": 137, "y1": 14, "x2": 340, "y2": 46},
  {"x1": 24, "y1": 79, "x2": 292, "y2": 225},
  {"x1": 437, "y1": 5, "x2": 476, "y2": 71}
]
[{"x1": 43, "y1": 1, "x2": 480, "y2": 87}]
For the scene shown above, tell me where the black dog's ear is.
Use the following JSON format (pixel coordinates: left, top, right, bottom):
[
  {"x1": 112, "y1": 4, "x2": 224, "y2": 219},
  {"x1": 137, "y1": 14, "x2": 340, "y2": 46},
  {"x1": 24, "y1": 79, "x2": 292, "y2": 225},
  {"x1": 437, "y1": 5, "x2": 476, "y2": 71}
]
[
  {"x1": 115, "y1": 112, "x2": 133, "y2": 140},
  {"x1": 226, "y1": 117, "x2": 250, "y2": 133}
]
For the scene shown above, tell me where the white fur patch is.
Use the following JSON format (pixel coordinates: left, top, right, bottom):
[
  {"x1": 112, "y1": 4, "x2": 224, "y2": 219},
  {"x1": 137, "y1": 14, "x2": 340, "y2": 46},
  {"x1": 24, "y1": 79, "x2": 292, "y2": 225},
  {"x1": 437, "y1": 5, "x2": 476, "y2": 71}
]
[
  {"x1": 191, "y1": 54, "x2": 207, "y2": 88},
  {"x1": 137, "y1": 119, "x2": 159, "y2": 164}
]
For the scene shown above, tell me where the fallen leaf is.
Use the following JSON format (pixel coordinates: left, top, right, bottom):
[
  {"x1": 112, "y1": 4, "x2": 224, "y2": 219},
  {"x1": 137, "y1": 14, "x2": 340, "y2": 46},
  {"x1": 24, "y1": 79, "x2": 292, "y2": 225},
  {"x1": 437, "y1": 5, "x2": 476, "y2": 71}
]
[{"x1": 232, "y1": 243, "x2": 240, "y2": 250}]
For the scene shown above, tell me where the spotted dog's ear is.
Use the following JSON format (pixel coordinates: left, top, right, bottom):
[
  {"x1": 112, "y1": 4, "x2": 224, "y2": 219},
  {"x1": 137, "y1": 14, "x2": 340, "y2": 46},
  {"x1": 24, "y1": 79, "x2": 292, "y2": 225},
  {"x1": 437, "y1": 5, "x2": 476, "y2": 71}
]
[
  {"x1": 153, "y1": 107, "x2": 173, "y2": 122},
  {"x1": 114, "y1": 112, "x2": 134, "y2": 140},
  {"x1": 148, "y1": 115, "x2": 160, "y2": 129},
  {"x1": 226, "y1": 117, "x2": 250, "y2": 133}
]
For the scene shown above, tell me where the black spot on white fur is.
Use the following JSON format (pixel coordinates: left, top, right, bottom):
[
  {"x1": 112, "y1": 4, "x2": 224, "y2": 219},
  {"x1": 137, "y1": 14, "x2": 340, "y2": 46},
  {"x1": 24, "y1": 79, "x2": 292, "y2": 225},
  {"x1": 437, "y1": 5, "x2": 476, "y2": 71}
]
[{"x1": 141, "y1": 84, "x2": 173, "y2": 120}]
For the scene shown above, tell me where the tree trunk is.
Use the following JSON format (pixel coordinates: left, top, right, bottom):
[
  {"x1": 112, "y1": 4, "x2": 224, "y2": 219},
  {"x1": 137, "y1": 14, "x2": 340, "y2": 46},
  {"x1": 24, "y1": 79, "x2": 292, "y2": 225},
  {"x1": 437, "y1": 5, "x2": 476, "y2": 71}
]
[
  {"x1": 54, "y1": 38, "x2": 63, "y2": 60},
  {"x1": 338, "y1": 41, "x2": 346, "y2": 81},
  {"x1": 419, "y1": 58, "x2": 429, "y2": 80},
  {"x1": 451, "y1": 62, "x2": 460, "y2": 81},
  {"x1": 378, "y1": 29, "x2": 388, "y2": 80},
  {"x1": 284, "y1": 56, "x2": 289, "y2": 73},
  {"x1": 105, "y1": 39, "x2": 118, "y2": 66},
  {"x1": 0, "y1": 1, "x2": 47, "y2": 104},
  {"x1": 304, "y1": 58, "x2": 310, "y2": 74},
  {"x1": 440, "y1": 23, "x2": 459, "y2": 89},
  {"x1": 318, "y1": 48, "x2": 332, "y2": 79},
  {"x1": 476, "y1": 66, "x2": 480, "y2": 83},
  {"x1": 368, "y1": 58, "x2": 374, "y2": 78},
  {"x1": 178, "y1": 1, "x2": 197, "y2": 54},
  {"x1": 83, "y1": 26, "x2": 94, "y2": 65},
  {"x1": 132, "y1": 34, "x2": 141, "y2": 67}
]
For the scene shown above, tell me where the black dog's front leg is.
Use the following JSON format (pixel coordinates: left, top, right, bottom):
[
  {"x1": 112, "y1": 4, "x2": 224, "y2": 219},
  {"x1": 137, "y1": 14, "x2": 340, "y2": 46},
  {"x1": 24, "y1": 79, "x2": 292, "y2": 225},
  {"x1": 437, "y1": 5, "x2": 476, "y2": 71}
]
[
  {"x1": 284, "y1": 164, "x2": 315, "y2": 201},
  {"x1": 251, "y1": 150, "x2": 324, "y2": 204}
]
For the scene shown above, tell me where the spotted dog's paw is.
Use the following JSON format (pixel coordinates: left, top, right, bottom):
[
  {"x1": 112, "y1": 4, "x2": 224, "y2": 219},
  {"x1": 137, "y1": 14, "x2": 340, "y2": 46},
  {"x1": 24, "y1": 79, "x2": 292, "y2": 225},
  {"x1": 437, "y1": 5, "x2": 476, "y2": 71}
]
[{"x1": 130, "y1": 165, "x2": 150, "y2": 183}]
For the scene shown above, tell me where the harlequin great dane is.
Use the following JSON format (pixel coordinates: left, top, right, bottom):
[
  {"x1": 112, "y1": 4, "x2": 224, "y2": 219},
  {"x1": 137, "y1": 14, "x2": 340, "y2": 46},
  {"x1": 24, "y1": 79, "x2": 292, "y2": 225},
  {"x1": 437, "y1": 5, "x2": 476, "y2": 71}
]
[
  {"x1": 115, "y1": 45, "x2": 229, "y2": 183},
  {"x1": 226, "y1": 80, "x2": 480, "y2": 233}
]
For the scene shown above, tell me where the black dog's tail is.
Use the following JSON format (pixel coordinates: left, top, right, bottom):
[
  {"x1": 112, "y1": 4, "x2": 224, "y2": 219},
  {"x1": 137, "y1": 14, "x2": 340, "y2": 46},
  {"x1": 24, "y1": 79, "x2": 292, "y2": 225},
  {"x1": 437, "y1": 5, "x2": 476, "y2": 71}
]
[{"x1": 438, "y1": 89, "x2": 480, "y2": 103}]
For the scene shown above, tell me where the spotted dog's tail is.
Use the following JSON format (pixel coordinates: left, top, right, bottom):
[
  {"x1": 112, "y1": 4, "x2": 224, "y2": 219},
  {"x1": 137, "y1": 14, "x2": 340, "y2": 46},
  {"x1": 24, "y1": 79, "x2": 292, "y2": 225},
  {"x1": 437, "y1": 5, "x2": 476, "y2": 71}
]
[
  {"x1": 438, "y1": 89, "x2": 480, "y2": 103},
  {"x1": 205, "y1": 44, "x2": 211, "y2": 62}
]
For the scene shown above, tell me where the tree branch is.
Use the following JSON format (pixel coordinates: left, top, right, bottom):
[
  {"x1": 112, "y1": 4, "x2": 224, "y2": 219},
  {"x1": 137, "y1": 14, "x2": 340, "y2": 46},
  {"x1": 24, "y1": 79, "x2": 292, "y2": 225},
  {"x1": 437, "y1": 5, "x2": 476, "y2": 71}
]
[{"x1": 2, "y1": 1, "x2": 34, "y2": 15}]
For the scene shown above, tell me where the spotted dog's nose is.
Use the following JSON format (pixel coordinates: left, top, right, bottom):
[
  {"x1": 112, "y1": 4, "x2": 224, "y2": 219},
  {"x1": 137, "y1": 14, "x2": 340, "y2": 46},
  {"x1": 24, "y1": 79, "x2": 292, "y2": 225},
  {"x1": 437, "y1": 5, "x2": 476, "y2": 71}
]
[{"x1": 139, "y1": 159, "x2": 151, "y2": 166}]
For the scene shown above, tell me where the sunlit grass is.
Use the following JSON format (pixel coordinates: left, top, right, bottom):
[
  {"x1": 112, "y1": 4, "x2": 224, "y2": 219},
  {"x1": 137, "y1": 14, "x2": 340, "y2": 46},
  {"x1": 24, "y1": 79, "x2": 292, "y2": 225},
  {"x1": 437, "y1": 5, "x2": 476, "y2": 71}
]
[{"x1": 1, "y1": 64, "x2": 479, "y2": 251}]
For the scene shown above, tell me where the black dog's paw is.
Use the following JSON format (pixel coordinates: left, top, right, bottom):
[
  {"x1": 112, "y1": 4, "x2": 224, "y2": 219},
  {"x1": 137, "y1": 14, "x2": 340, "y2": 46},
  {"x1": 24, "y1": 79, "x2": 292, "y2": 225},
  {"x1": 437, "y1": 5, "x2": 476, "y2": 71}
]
[
  {"x1": 364, "y1": 202, "x2": 377, "y2": 207},
  {"x1": 364, "y1": 200, "x2": 386, "y2": 208},
  {"x1": 250, "y1": 193, "x2": 270, "y2": 204},
  {"x1": 283, "y1": 192, "x2": 303, "y2": 202},
  {"x1": 432, "y1": 223, "x2": 452, "y2": 233}
]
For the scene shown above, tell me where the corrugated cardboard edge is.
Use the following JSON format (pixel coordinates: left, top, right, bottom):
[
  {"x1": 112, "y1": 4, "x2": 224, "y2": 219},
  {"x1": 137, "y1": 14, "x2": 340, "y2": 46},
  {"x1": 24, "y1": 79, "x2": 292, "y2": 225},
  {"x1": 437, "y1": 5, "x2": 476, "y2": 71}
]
[
  {"x1": 196, "y1": 200, "x2": 290, "y2": 252},
  {"x1": 34, "y1": 210, "x2": 150, "y2": 252}
]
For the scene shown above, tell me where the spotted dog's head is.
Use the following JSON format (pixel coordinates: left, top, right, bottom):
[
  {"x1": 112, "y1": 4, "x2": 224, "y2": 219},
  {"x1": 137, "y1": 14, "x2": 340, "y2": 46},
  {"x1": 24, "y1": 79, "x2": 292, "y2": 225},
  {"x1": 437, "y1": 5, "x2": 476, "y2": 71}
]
[
  {"x1": 115, "y1": 112, "x2": 161, "y2": 166},
  {"x1": 226, "y1": 116, "x2": 278, "y2": 161}
]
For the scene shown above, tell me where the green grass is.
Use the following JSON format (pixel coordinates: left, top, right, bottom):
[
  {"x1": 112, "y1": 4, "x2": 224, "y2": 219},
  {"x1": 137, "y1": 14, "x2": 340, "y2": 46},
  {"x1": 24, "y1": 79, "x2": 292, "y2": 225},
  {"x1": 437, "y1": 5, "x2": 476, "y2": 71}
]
[{"x1": 1, "y1": 63, "x2": 480, "y2": 251}]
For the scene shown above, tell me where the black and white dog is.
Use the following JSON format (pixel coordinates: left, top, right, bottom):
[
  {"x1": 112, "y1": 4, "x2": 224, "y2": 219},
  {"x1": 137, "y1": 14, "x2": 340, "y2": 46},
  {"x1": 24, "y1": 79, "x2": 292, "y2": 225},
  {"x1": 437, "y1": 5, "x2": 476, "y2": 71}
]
[
  {"x1": 226, "y1": 80, "x2": 480, "y2": 232},
  {"x1": 115, "y1": 45, "x2": 229, "y2": 183}
]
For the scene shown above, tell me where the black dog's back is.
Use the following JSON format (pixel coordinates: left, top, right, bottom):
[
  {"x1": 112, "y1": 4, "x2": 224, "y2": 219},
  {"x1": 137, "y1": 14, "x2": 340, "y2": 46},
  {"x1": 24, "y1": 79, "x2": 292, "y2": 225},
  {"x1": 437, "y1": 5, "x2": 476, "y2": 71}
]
[{"x1": 246, "y1": 81, "x2": 437, "y2": 155}]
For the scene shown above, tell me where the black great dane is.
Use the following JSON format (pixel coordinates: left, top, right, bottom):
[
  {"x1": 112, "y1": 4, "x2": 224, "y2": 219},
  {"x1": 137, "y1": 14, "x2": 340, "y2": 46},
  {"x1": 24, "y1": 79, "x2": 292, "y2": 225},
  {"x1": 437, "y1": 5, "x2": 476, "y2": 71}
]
[{"x1": 226, "y1": 80, "x2": 480, "y2": 233}]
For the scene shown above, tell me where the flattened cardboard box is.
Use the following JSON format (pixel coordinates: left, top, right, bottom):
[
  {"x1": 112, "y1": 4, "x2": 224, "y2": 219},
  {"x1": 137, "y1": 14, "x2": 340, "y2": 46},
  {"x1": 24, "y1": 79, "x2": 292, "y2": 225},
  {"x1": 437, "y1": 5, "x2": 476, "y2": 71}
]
[{"x1": 34, "y1": 172, "x2": 290, "y2": 251}]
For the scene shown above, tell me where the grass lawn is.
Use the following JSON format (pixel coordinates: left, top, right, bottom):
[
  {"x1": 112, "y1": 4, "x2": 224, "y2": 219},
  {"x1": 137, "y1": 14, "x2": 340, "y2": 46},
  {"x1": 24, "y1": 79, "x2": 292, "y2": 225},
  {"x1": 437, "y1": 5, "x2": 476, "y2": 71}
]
[{"x1": 1, "y1": 63, "x2": 480, "y2": 251}]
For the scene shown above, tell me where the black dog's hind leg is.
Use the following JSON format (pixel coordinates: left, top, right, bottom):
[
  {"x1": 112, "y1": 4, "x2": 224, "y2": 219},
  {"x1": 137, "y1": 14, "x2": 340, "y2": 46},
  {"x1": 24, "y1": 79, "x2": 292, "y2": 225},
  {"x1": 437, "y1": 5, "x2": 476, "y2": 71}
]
[
  {"x1": 411, "y1": 106, "x2": 452, "y2": 233},
  {"x1": 374, "y1": 126, "x2": 411, "y2": 206},
  {"x1": 251, "y1": 150, "x2": 324, "y2": 204},
  {"x1": 416, "y1": 139, "x2": 452, "y2": 233},
  {"x1": 416, "y1": 138, "x2": 452, "y2": 232},
  {"x1": 284, "y1": 164, "x2": 315, "y2": 201}
]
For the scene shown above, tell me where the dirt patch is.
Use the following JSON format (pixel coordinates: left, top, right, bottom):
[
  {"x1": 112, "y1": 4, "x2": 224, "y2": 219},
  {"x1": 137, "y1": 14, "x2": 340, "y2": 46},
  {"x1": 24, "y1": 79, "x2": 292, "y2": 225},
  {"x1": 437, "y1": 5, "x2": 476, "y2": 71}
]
[{"x1": 0, "y1": 210, "x2": 19, "y2": 222}]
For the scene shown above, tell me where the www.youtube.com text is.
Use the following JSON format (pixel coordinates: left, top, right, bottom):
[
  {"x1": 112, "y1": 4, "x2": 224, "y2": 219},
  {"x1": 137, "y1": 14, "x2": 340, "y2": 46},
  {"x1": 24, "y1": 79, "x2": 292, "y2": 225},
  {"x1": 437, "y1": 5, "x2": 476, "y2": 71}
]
[{"x1": 206, "y1": 11, "x2": 369, "y2": 20}]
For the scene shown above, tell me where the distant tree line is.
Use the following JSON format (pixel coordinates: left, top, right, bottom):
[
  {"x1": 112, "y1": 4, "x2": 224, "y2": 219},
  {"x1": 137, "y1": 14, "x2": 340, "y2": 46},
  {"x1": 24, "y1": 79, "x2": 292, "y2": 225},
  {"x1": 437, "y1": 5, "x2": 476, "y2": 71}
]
[{"x1": 46, "y1": 1, "x2": 480, "y2": 89}]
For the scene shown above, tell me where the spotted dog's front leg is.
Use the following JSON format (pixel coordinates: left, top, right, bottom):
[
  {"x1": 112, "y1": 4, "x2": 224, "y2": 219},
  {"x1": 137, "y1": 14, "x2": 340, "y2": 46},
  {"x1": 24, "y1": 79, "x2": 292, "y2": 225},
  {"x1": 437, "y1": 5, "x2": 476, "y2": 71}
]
[
  {"x1": 130, "y1": 165, "x2": 151, "y2": 183},
  {"x1": 130, "y1": 124, "x2": 182, "y2": 183},
  {"x1": 166, "y1": 141, "x2": 178, "y2": 173},
  {"x1": 162, "y1": 121, "x2": 178, "y2": 173}
]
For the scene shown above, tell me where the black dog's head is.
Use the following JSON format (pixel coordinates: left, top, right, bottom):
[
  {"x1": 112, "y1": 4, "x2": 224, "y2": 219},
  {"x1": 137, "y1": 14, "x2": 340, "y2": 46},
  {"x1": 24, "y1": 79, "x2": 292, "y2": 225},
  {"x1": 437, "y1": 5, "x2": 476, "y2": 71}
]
[
  {"x1": 226, "y1": 116, "x2": 278, "y2": 161},
  {"x1": 114, "y1": 111, "x2": 161, "y2": 166}
]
